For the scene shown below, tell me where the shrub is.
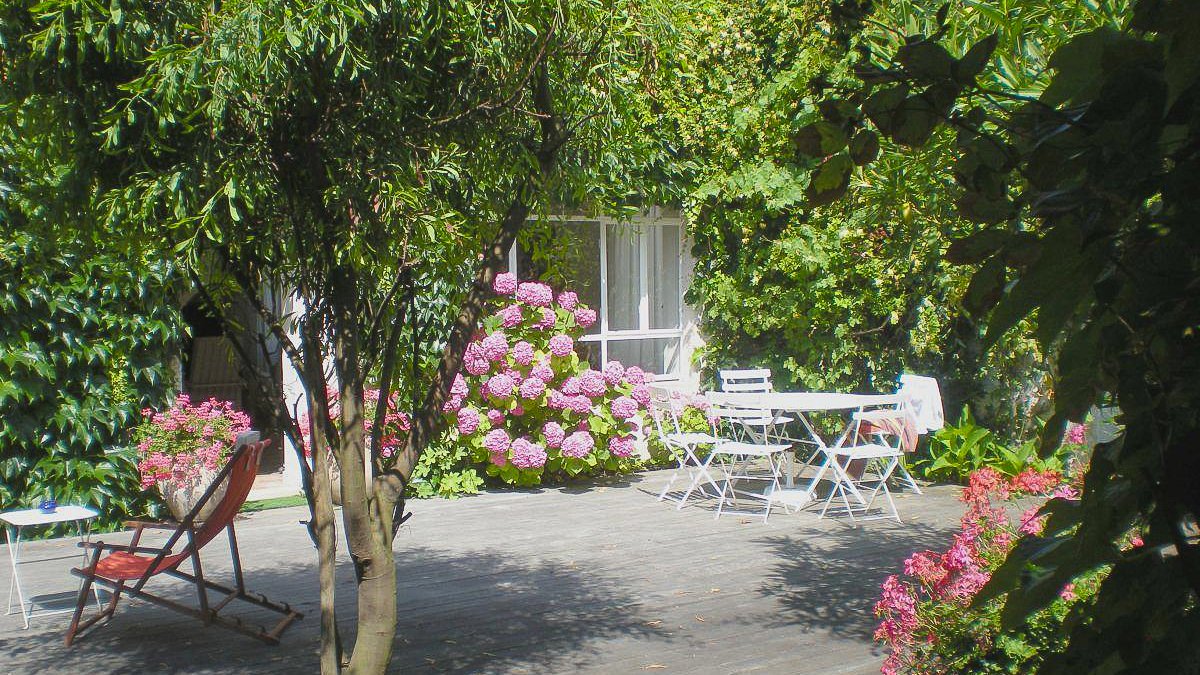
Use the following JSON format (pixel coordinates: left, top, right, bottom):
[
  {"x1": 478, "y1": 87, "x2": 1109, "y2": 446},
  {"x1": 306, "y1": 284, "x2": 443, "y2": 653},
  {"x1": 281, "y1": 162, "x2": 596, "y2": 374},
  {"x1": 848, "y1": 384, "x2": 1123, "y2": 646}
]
[
  {"x1": 134, "y1": 394, "x2": 253, "y2": 490},
  {"x1": 912, "y1": 408, "x2": 1071, "y2": 484},
  {"x1": 874, "y1": 467, "x2": 1104, "y2": 674},
  {"x1": 295, "y1": 387, "x2": 482, "y2": 499},
  {"x1": 441, "y1": 274, "x2": 651, "y2": 487}
]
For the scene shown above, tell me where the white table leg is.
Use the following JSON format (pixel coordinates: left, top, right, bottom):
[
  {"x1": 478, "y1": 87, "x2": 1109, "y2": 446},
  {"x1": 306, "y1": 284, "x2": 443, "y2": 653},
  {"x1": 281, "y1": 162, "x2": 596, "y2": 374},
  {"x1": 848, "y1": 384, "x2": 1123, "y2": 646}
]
[
  {"x1": 5, "y1": 524, "x2": 29, "y2": 629},
  {"x1": 76, "y1": 520, "x2": 103, "y2": 612}
]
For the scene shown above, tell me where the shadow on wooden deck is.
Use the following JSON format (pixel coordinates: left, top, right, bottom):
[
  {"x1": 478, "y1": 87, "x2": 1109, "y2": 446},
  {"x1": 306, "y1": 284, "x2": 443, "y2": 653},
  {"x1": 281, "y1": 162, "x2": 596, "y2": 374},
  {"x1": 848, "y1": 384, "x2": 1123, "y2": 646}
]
[{"x1": 0, "y1": 469, "x2": 963, "y2": 674}]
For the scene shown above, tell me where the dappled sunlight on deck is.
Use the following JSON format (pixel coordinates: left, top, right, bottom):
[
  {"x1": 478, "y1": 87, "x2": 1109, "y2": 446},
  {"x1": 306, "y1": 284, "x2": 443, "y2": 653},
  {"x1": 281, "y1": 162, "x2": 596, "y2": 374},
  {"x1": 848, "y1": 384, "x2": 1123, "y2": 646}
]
[{"x1": 1, "y1": 470, "x2": 963, "y2": 674}]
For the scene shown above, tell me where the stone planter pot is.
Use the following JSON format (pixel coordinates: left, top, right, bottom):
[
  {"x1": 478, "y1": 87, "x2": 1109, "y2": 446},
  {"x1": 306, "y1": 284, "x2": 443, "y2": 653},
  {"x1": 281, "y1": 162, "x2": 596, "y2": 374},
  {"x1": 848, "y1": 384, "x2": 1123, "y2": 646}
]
[
  {"x1": 157, "y1": 431, "x2": 259, "y2": 521},
  {"x1": 159, "y1": 469, "x2": 230, "y2": 522}
]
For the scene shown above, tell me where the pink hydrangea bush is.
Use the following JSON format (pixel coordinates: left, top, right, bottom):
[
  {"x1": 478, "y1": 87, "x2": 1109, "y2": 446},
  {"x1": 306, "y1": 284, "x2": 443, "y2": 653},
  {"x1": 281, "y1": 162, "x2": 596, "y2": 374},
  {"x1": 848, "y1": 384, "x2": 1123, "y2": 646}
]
[
  {"x1": 444, "y1": 278, "x2": 650, "y2": 486},
  {"x1": 874, "y1": 467, "x2": 1104, "y2": 674},
  {"x1": 134, "y1": 394, "x2": 253, "y2": 491}
]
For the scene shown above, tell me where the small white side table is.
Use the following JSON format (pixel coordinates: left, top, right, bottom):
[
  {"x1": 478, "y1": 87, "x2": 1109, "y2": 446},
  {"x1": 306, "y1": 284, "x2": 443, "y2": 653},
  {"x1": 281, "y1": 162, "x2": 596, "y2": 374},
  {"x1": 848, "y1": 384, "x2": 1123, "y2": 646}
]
[{"x1": 2, "y1": 505, "x2": 103, "y2": 628}]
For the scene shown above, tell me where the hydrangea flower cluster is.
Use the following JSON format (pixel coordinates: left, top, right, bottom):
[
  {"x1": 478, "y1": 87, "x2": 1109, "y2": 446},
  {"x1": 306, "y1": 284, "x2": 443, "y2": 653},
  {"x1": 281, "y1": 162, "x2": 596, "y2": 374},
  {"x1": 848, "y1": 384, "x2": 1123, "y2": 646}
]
[
  {"x1": 874, "y1": 467, "x2": 1086, "y2": 674},
  {"x1": 445, "y1": 279, "x2": 651, "y2": 486},
  {"x1": 134, "y1": 394, "x2": 253, "y2": 490}
]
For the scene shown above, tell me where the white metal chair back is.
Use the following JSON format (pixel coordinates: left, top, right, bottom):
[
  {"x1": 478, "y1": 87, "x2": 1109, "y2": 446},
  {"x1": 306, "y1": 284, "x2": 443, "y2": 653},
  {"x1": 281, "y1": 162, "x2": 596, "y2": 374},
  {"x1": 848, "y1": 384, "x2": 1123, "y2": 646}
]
[
  {"x1": 718, "y1": 368, "x2": 775, "y2": 393},
  {"x1": 715, "y1": 370, "x2": 794, "y2": 444}
]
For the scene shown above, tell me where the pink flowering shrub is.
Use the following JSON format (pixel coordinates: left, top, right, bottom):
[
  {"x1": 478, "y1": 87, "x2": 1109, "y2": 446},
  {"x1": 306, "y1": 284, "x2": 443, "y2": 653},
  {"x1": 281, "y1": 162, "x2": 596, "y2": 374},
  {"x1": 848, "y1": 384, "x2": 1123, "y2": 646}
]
[
  {"x1": 297, "y1": 387, "x2": 412, "y2": 464},
  {"x1": 874, "y1": 467, "x2": 1104, "y2": 674},
  {"x1": 134, "y1": 394, "x2": 253, "y2": 491},
  {"x1": 443, "y1": 279, "x2": 650, "y2": 486}
]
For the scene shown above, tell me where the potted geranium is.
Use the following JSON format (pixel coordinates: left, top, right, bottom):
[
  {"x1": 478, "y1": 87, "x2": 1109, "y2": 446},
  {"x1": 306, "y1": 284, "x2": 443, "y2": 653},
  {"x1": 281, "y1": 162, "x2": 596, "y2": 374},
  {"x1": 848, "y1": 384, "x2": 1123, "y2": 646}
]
[{"x1": 134, "y1": 394, "x2": 253, "y2": 520}]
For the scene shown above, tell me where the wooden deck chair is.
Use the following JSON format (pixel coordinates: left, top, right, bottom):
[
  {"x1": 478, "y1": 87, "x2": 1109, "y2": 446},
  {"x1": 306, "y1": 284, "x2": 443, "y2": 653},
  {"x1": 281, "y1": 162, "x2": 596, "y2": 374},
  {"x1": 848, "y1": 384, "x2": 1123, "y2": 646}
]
[{"x1": 65, "y1": 440, "x2": 303, "y2": 646}]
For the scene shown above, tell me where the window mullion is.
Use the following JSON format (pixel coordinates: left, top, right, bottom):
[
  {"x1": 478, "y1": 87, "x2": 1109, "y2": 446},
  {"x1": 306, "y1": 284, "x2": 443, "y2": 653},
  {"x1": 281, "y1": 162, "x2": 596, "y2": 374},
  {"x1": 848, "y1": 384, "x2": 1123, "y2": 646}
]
[
  {"x1": 599, "y1": 219, "x2": 609, "y2": 365},
  {"x1": 638, "y1": 225, "x2": 649, "y2": 331}
]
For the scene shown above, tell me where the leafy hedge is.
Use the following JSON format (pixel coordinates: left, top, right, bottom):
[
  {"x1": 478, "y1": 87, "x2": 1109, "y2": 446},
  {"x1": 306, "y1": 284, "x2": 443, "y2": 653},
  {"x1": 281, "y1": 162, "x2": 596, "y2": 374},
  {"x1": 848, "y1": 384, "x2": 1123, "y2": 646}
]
[
  {"x1": 0, "y1": 233, "x2": 182, "y2": 532},
  {"x1": 664, "y1": 0, "x2": 1122, "y2": 438}
]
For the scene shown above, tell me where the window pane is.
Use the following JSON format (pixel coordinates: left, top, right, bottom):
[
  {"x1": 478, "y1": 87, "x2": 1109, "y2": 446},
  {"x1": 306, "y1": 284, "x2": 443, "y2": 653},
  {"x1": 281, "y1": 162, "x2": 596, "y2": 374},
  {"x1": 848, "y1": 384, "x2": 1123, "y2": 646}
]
[
  {"x1": 606, "y1": 224, "x2": 641, "y2": 330},
  {"x1": 558, "y1": 221, "x2": 602, "y2": 335},
  {"x1": 608, "y1": 338, "x2": 680, "y2": 378},
  {"x1": 649, "y1": 224, "x2": 680, "y2": 329},
  {"x1": 578, "y1": 339, "x2": 603, "y2": 371}
]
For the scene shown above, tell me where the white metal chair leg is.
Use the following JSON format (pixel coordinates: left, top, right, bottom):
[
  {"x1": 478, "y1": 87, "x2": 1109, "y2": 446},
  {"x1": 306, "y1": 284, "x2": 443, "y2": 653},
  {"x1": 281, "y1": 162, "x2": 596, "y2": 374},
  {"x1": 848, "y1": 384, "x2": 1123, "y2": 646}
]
[{"x1": 895, "y1": 460, "x2": 923, "y2": 494}]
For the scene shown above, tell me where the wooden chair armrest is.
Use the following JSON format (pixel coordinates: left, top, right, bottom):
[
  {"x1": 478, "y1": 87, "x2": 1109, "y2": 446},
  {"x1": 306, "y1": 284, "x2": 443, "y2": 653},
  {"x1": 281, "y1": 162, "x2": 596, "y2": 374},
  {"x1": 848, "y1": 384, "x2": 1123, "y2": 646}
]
[
  {"x1": 124, "y1": 519, "x2": 178, "y2": 530},
  {"x1": 79, "y1": 541, "x2": 167, "y2": 555}
]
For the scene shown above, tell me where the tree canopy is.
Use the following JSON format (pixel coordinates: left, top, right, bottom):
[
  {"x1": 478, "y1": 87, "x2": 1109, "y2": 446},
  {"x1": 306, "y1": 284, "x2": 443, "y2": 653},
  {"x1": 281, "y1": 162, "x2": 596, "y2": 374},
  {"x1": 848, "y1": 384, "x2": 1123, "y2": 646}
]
[{"x1": 2, "y1": 0, "x2": 676, "y2": 671}]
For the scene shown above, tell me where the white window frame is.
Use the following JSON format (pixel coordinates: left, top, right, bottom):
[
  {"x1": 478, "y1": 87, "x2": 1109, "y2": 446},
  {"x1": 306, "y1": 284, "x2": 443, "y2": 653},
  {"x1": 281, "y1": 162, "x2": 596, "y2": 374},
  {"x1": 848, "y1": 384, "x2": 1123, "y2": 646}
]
[{"x1": 509, "y1": 212, "x2": 685, "y2": 380}]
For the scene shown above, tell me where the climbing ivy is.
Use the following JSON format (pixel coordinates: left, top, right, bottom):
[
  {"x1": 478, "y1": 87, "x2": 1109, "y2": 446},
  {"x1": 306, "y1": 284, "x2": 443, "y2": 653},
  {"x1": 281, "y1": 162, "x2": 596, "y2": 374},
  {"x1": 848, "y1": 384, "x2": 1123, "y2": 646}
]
[{"x1": 0, "y1": 232, "x2": 182, "y2": 532}]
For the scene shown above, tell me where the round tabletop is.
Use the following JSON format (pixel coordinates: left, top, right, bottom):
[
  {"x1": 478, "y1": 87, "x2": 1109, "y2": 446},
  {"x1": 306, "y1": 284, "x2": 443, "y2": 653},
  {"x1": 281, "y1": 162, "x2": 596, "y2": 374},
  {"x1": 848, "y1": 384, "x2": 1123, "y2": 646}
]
[
  {"x1": 0, "y1": 505, "x2": 100, "y2": 527},
  {"x1": 707, "y1": 391, "x2": 902, "y2": 412}
]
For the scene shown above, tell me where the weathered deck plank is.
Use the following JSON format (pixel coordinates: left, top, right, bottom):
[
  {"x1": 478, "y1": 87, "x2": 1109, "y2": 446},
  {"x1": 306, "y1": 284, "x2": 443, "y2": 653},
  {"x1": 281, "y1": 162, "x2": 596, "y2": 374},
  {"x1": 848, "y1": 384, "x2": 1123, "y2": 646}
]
[{"x1": 0, "y1": 470, "x2": 963, "y2": 673}]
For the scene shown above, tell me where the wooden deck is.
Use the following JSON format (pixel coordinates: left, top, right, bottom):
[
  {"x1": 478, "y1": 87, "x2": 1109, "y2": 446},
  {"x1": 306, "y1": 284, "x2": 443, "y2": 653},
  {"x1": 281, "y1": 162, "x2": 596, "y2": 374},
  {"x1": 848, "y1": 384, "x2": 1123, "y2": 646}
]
[{"x1": 0, "y1": 469, "x2": 964, "y2": 674}]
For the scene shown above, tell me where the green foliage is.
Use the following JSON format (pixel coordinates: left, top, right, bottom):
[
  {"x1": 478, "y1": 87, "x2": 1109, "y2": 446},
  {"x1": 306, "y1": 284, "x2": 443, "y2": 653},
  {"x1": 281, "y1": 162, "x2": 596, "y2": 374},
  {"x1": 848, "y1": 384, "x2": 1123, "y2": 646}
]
[
  {"x1": 671, "y1": 0, "x2": 1124, "y2": 438},
  {"x1": 819, "y1": 0, "x2": 1200, "y2": 670},
  {"x1": 0, "y1": 232, "x2": 182, "y2": 533},
  {"x1": 914, "y1": 408, "x2": 1066, "y2": 484},
  {"x1": 407, "y1": 439, "x2": 483, "y2": 499}
]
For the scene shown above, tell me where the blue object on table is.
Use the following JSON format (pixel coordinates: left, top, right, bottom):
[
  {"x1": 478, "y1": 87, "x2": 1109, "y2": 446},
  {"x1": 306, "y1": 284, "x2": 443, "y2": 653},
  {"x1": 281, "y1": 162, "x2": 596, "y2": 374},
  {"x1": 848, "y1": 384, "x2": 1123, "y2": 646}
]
[{"x1": 37, "y1": 498, "x2": 57, "y2": 514}]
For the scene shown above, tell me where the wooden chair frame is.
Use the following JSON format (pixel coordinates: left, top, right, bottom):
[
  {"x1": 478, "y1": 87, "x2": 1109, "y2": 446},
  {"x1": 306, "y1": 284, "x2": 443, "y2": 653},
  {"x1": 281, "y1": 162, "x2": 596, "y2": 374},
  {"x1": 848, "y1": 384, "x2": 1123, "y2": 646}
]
[{"x1": 65, "y1": 440, "x2": 303, "y2": 646}]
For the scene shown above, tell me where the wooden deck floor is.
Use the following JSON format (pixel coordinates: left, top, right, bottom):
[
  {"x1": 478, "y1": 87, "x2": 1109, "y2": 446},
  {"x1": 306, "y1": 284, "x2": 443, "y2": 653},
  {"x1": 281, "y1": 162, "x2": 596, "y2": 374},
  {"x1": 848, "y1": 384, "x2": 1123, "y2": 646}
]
[{"x1": 0, "y1": 469, "x2": 964, "y2": 674}]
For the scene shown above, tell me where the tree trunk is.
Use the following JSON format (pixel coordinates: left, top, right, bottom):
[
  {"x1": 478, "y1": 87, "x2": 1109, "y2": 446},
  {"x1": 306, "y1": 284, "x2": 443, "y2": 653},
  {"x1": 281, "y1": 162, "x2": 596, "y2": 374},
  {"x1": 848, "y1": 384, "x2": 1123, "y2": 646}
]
[
  {"x1": 303, "y1": 330, "x2": 343, "y2": 675},
  {"x1": 330, "y1": 267, "x2": 401, "y2": 674}
]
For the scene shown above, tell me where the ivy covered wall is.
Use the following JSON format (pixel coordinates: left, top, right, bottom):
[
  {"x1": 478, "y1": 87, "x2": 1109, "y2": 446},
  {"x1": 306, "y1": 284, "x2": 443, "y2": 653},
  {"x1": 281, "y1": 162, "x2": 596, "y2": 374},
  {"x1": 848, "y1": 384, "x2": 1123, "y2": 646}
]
[{"x1": 0, "y1": 232, "x2": 183, "y2": 529}]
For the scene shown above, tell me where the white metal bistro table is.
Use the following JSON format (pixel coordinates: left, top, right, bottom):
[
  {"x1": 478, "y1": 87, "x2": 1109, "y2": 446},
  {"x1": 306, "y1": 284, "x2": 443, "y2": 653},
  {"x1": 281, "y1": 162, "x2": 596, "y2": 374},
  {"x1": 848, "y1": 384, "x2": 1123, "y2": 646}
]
[
  {"x1": 2, "y1": 505, "x2": 103, "y2": 628},
  {"x1": 707, "y1": 392, "x2": 903, "y2": 508}
]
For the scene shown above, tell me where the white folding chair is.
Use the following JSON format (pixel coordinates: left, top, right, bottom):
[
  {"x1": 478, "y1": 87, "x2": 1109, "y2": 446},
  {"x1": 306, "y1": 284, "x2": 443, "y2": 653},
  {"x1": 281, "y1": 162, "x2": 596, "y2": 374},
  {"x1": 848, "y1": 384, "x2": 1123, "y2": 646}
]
[
  {"x1": 850, "y1": 405, "x2": 924, "y2": 494},
  {"x1": 717, "y1": 368, "x2": 795, "y2": 444},
  {"x1": 818, "y1": 408, "x2": 907, "y2": 523},
  {"x1": 707, "y1": 399, "x2": 793, "y2": 524},
  {"x1": 651, "y1": 391, "x2": 722, "y2": 509},
  {"x1": 892, "y1": 373, "x2": 946, "y2": 494}
]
